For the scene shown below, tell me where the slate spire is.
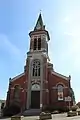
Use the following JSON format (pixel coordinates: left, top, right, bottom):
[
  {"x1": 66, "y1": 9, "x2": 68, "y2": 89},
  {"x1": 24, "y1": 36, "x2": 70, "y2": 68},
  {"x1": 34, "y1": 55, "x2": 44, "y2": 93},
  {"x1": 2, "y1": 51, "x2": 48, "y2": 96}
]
[{"x1": 34, "y1": 13, "x2": 45, "y2": 30}]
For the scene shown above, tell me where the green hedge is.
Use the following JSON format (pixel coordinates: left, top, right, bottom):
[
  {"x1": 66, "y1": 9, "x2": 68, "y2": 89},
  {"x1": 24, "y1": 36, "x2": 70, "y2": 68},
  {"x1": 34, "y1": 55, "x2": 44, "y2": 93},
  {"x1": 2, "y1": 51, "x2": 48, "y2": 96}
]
[
  {"x1": 3, "y1": 105, "x2": 21, "y2": 116},
  {"x1": 42, "y1": 105, "x2": 69, "y2": 113}
]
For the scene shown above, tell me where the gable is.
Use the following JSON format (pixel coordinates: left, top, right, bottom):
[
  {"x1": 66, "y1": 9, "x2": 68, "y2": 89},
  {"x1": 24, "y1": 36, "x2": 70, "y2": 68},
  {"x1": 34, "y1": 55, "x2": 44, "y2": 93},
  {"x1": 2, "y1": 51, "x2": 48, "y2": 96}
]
[
  {"x1": 52, "y1": 71, "x2": 69, "y2": 81},
  {"x1": 10, "y1": 73, "x2": 25, "y2": 82}
]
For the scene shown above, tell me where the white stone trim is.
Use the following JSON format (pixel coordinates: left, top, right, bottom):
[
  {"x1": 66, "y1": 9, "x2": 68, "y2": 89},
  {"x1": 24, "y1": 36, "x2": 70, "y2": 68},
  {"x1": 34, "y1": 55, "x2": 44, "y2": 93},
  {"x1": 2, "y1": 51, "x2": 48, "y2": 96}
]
[
  {"x1": 44, "y1": 80, "x2": 48, "y2": 83},
  {"x1": 10, "y1": 73, "x2": 25, "y2": 82},
  {"x1": 11, "y1": 87, "x2": 15, "y2": 90},
  {"x1": 20, "y1": 88, "x2": 23, "y2": 89},
  {"x1": 27, "y1": 52, "x2": 45, "y2": 57},
  {"x1": 52, "y1": 86, "x2": 57, "y2": 89},
  {"x1": 46, "y1": 89, "x2": 49, "y2": 92},
  {"x1": 31, "y1": 84, "x2": 40, "y2": 91},
  {"x1": 52, "y1": 86, "x2": 68, "y2": 89},
  {"x1": 22, "y1": 90, "x2": 24, "y2": 92},
  {"x1": 56, "y1": 82, "x2": 65, "y2": 87},
  {"x1": 52, "y1": 71, "x2": 69, "y2": 81}
]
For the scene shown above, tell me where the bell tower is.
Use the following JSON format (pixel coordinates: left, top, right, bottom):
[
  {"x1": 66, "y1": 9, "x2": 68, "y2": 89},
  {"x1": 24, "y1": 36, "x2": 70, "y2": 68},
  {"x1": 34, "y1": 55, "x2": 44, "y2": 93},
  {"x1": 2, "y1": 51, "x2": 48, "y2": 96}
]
[
  {"x1": 26, "y1": 13, "x2": 50, "y2": 109},
  {"x1": 28, "y1": 13, "x2": 50, "y2": 54}
]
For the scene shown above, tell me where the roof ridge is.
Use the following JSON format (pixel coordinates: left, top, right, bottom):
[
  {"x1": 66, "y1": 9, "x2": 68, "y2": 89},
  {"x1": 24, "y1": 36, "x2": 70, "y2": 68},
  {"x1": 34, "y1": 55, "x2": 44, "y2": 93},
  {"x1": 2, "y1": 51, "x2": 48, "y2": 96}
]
[
  {"x1": 10, "y1": 72, "x2": 25, "y2": 82},
  {"x1": 52, "y1": 71, "x2": 69, "y2": 80}
]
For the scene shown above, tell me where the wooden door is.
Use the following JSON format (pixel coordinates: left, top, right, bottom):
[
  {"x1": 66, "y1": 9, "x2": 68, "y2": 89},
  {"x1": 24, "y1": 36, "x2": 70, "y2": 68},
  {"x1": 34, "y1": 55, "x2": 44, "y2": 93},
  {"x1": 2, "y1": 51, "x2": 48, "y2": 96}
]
[{"x1": 31, "y1": 91, "x2": 40, "y2": 108}]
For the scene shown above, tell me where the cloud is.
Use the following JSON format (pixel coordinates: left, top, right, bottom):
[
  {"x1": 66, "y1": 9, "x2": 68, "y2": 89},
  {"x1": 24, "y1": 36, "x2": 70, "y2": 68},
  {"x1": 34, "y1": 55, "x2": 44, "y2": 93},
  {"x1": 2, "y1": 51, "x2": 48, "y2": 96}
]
[{"x1": 0, "y1": 34, "x2": 22, "y2": 59}]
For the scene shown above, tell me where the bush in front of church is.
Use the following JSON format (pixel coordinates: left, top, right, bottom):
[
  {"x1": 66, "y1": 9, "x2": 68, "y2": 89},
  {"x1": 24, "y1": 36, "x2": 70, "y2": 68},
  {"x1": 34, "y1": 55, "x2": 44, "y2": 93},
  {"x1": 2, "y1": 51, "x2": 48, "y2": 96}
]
[
  {"x1": 3, "y1": 104, "x2": 21, "y2": 116},
  {"x1": 42, "y1": 105, "x2": 69, "y2": 113},
  {"x1": 71, "y1": 105, "x2": 78, "y2": 111}
]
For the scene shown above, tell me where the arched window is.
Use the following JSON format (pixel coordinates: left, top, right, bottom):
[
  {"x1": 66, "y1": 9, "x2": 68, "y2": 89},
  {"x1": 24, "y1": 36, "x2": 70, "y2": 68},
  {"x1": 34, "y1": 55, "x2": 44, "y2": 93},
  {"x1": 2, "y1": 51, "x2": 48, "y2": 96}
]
[
  {"x1": 32, "y1": 60, "x2": 40, "y2": 77},
  {"x1": 33, "y1": 37, "x2": 41, "y2": 50},
  {"x1": 57, "y1": 84, "x2": 63, "y2": 100},
  {"x1": 13, "y1": 85, "x2": 20, "y2": 99}
]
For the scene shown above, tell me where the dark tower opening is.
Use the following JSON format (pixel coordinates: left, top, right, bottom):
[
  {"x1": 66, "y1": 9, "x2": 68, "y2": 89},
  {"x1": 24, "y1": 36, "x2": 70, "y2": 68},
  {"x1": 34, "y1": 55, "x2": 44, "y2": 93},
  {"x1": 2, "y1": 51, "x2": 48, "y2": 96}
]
[
  {"x1": 38, "y1": 38, "x2": 41, "y2": 50},
  {"x1": 34, "y1": 38, "x2": 37, "y2": 50}
]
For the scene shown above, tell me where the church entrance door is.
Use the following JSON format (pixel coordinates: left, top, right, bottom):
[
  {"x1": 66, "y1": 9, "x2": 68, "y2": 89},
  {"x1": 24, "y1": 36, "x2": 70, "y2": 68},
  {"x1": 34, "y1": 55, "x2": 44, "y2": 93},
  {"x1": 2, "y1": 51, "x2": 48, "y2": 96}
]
[{"x1": 31, "y1": 91, "x2": 40, "y2": 109}]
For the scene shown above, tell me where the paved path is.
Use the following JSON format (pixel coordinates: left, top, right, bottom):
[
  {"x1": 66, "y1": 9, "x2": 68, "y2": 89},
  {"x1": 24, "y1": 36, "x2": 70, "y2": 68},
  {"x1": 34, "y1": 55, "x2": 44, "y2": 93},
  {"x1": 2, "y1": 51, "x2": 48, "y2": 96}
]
[
  {"x1": 1, "y1": 113, "x2": 80, "y2": 120},
  {"x1": 52, "y1": 113, "x2": 80, "y2": 120}
]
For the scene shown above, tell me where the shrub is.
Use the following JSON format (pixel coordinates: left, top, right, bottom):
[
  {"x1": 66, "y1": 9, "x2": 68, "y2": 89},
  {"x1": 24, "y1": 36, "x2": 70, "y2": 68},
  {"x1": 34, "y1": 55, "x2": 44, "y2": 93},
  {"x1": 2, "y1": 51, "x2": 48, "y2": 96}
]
[
  {"x1": 3, "y1": 105, "x2": 21, "y2": 116},
  {"x1": 71, "y1": 105, "x2": 78, "y2": 111},
  {"x1": 42, "y1": 105, "x2": 69, "y2": 113},
  {"x1": 77, "y1": 102, "x2": 80, "y2": 108}
]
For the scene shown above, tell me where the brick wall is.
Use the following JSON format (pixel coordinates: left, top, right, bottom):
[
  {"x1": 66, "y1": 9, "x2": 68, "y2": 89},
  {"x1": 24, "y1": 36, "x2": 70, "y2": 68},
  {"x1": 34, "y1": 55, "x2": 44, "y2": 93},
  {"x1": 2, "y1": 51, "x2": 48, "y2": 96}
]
[
  {"x1": 6, "y1": 72, "x2": 28, "y2": 110},
  {"x1": 47, "y1": 68, "x2": 73, "y2": 109}
]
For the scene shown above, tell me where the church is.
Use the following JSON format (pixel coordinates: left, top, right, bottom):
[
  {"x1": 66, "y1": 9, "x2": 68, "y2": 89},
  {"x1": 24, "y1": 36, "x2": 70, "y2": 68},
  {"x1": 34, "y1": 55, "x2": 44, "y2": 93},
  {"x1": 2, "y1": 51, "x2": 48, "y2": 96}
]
[{"x1": 4, "y1": 13, "x2": 75, "y2": 116}]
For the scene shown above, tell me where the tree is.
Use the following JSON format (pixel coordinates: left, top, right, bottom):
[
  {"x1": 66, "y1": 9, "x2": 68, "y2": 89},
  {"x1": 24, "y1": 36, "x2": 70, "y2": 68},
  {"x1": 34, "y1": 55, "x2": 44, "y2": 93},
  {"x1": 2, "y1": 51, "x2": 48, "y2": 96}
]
[{"x1": 70, "y1": 88, "x2": 75, "y2": 103}]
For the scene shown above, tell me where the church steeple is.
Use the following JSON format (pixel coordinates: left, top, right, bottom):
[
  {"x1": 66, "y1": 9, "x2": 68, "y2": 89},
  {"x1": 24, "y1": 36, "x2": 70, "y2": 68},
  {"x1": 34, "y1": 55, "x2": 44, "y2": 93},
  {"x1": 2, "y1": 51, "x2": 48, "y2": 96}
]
[
  {"x1": 28, "y1": 13, "x2": 50, "y2": 55},
  {"x1": 34, "y1": 13, "x2": 45, "y2": 31}
]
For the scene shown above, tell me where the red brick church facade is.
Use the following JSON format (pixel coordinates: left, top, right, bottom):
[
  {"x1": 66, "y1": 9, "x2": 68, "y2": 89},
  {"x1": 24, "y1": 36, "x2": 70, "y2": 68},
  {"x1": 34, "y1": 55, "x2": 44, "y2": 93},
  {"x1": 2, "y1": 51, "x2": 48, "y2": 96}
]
[{"x1": 5, "y1": 13, "x2": 75, "y2": 115}]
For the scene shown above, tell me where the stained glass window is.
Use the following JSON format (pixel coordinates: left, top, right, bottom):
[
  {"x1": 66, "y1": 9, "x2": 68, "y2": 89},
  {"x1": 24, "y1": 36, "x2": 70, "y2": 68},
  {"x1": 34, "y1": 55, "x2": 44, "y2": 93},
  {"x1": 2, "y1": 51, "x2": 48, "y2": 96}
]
[
  {"x1": 32, "y1": 60, "x2": 40, "y2": 77},
  {"x1": 57, "y1": 84, "x2": 63, "y2": 100}
]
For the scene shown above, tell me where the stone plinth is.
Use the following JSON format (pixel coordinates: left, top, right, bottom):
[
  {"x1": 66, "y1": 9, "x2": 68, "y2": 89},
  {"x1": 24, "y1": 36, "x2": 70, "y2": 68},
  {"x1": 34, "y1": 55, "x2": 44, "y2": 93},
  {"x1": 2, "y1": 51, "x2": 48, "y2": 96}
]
[
  {"x1": 67, "y1": 111, "x2": 77, "y2": 117},
  {"x1": 39, "y1": 112, "x2": 52, "y2": 120},
  {"x1": 77, "y1": 109, "x2": 80, "y2": 115},
  {"x1": 11, "y1": 115, "x2": 24, "y2": 120}
]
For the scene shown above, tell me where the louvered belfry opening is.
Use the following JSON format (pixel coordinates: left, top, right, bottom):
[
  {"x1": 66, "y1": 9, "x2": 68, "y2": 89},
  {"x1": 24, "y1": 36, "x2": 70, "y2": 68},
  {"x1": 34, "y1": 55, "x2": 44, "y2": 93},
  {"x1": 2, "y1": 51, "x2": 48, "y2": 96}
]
[
  {"x1": 38, "y1": 38, "x2": 41, "y2": 50},
  {"x1": 34, "y1": 38, "x2": 37, "y2": 50}
]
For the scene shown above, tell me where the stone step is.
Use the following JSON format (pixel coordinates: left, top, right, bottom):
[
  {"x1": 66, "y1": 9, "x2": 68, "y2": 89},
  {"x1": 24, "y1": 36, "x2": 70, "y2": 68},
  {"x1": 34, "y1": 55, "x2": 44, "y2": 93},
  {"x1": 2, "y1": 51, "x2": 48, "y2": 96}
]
[{"x1": 22, "y1": 109, "x2": 41, "y2": 116}]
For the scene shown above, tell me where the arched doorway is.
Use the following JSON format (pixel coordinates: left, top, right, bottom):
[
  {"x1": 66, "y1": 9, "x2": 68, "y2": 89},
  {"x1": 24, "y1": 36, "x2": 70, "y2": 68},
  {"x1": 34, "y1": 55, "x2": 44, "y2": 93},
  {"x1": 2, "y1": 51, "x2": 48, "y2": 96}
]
[{"x1": 31, "y1": 84, "x2": 40, "y2": 109}]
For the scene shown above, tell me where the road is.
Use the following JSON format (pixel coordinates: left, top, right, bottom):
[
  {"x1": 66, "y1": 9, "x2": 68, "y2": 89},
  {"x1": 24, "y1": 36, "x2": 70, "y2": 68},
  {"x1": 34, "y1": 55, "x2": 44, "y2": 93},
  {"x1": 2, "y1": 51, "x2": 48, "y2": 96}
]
[{"x1": 0, "y1": 113, "x2": 80, "y2": 120}]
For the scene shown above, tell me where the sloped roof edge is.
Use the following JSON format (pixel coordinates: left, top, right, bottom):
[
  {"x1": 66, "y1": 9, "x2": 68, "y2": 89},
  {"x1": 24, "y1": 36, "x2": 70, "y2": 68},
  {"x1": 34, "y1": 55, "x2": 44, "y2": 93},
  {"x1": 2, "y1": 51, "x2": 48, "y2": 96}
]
[
  {"x1": 10, "y1": 73, "x2": 25, "y2": 82},
  {"x1": 52, "y1": 71, "x2": 69, "y2": 81}
]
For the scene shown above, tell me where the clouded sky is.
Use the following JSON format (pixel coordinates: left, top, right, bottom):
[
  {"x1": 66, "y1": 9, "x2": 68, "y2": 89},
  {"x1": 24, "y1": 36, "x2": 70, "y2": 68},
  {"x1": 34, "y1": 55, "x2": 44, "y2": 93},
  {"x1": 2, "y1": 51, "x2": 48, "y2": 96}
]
[{"x1": 0, "y1": 0, "x2": 80, "y2": 103}]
